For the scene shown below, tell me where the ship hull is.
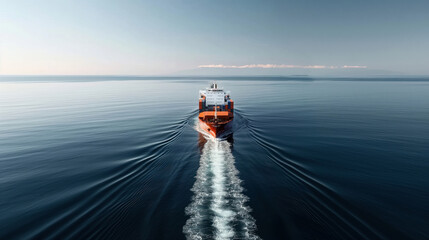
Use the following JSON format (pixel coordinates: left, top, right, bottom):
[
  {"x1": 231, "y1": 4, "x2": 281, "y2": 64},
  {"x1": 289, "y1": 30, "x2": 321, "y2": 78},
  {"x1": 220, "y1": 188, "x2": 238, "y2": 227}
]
[{"x1": 199, "y1": 119, "x2": 233, "y2": 138}]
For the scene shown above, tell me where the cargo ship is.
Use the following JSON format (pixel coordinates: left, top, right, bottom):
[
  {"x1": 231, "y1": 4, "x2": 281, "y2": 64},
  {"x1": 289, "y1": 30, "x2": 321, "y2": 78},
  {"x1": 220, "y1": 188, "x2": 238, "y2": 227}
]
[{"x1": 198, "y1": 82, "x2": 234, "y2": 138}]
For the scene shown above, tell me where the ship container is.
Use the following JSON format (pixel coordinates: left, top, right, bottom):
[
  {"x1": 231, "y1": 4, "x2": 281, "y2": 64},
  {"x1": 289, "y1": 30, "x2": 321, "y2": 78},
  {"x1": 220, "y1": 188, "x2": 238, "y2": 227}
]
[
  {"x1": 199, "y1": 99, "x2": 203, "y2": 112},
  {"x1": 229, "y1": 100, "x2": 234, "y2": 113}
]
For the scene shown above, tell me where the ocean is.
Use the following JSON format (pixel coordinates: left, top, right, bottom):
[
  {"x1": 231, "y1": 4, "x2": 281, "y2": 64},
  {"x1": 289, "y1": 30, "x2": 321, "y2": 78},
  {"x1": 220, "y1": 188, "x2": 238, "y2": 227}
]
[{"x1": 0, "y1": 76, "x2": 428, "y2": 239}]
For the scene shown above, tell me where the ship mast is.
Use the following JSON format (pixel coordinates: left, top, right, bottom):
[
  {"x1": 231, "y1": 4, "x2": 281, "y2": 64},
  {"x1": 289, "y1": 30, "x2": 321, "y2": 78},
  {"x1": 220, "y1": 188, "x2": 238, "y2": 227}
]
[
  {"x1": 215, "y1": 102, "x2": 217, "y2": 120},
  {"x1": 213, "y1": 81, "x2": 217, "y2": 120},
  {"x1": 211, "y1": 81, "x2": 217, "y2": 120}
]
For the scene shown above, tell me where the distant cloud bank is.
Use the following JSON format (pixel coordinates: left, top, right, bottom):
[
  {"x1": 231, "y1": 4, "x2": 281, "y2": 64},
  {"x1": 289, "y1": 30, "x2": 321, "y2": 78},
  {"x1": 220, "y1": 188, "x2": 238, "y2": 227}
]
[
  {"x1": 198, "y1": 64, "x2": 367, "y2": 69},
  {"x1": 341, "y1": 65, "x2": 368, "y2": 69}
]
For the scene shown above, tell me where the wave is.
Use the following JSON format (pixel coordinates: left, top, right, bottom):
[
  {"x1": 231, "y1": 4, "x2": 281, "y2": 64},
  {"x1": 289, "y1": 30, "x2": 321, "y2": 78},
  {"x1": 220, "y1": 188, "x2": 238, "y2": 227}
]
[
  {"x1": 183, "y1": 123, "x2": 260, "y2": 240},
  {"x1": 242, "y1": 111, "x2": 393, "y2": 239},
  {"x1": 11, "y1": 111, "x2": 197, "y2": 240}
]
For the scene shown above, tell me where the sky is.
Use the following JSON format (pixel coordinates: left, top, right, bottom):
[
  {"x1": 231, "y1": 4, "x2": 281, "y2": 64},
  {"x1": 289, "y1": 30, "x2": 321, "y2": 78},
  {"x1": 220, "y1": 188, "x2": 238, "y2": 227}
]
[{"x1": 1, "y1": 0, "x2": 428, "y2": 75}]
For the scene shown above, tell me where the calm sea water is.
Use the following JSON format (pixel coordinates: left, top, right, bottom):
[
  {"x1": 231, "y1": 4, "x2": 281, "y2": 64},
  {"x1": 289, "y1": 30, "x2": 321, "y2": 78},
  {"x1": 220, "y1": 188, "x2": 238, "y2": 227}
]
[{"x1": 0, "y1": 76, "x2": 428, "y2": 239}]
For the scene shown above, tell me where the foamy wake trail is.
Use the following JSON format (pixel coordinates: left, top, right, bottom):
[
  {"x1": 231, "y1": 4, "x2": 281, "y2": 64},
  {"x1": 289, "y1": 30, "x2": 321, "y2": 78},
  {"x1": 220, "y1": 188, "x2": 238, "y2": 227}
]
[{"x1": 184, "y1": 132, "x2": 260, "y2": 239}]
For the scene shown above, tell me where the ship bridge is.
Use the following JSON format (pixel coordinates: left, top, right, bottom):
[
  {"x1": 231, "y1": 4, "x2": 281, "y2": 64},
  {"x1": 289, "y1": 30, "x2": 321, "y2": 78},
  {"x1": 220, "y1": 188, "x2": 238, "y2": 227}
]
[{"x1": 199, "y1": 82, "x2": 230, "y2": 107}]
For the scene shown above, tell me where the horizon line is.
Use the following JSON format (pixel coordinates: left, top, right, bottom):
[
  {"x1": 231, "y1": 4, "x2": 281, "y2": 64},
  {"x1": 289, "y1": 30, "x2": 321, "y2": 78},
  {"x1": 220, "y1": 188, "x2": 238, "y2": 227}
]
[{"x1": 1, "y1": 74, "x2": 429, "y2": 78}]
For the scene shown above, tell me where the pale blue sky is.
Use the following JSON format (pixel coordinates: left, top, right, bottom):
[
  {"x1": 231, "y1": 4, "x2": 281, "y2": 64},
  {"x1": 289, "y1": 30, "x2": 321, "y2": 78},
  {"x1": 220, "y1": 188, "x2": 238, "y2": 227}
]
[{"x1": 1, "y1": 0, "x2": 428, "y2": 75}]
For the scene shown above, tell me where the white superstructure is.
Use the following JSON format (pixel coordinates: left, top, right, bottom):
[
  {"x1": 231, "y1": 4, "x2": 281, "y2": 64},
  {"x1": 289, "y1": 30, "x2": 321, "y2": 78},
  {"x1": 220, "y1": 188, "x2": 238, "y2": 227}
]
[{"x1": 199, "y1": 82, "x2": 230, "y2": 107}]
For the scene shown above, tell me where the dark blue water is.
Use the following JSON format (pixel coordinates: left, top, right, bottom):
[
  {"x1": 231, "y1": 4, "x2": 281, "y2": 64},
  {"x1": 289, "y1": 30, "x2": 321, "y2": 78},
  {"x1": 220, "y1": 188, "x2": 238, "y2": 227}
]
[{"x1": 0, "y1": 77, "x2": 428, "y2": 239}]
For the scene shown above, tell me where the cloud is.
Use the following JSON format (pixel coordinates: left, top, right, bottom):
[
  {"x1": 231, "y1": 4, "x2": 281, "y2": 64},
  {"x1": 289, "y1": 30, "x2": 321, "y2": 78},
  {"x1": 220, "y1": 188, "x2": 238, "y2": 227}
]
[
  {"x1": 342, "y1": 65, "x2": 368, "y2": 69},
  {"x1": 198, "y1": 64, "x2": 367, "y2": 69}
]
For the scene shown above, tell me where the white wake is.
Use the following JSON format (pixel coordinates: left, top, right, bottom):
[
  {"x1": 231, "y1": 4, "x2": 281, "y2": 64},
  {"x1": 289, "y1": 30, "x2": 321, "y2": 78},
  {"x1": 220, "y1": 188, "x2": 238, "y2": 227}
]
[{"x1": 183, "y1": 128, "x2": 260, "y2": 240}]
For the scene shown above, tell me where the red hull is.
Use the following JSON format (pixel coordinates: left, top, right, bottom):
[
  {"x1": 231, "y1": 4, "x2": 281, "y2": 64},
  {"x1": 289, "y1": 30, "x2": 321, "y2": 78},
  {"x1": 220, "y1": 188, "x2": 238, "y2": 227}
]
[{"x1": 199, "y1": 119, "x2": 232, "y2": 138}]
